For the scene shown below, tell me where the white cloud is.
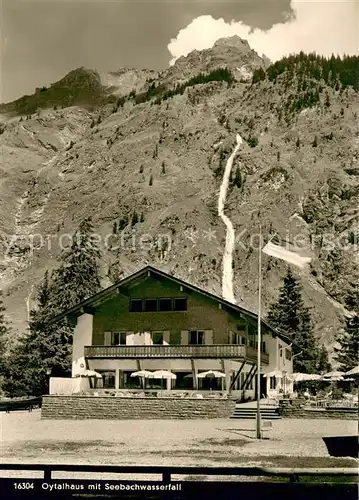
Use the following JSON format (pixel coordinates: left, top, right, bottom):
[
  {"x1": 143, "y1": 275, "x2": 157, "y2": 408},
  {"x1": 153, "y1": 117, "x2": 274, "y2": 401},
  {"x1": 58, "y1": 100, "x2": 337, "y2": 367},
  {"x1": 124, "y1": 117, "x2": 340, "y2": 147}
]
[{"x1": 167, "y1": 0, "x2": 358, "y2": 65}]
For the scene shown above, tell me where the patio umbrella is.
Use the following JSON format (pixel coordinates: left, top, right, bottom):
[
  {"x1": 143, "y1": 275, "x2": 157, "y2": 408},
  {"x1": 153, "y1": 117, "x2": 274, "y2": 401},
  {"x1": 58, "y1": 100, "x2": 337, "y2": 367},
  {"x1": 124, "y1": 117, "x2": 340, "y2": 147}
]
[
  {"x1": 74, "y1": 370, "x2": 102, "y2": 378},
  {"x1": 322, "y1": 370, "x2": 345, "y2": 381},
  {"x1": 150, "y1": 370, "x2": 177, "y2": 379},
  {"x1": 197, "y1": 370, "x2": 226, "y2": 390},
  {"x1": 344, "y1": 366, "x2": 359, "y2": 377},
  {"x1": 130, "y1": 370, "x2": 153, "y2": 389},
  {"x1": 292, "y1": 373, "x2": 321, "y2": 382},
  {"x1": 130, "y1": 370, "x2": 153, "y2": 378},
  {"x1": 150, "y1": 370, "x2": 176, "y2": 389}
]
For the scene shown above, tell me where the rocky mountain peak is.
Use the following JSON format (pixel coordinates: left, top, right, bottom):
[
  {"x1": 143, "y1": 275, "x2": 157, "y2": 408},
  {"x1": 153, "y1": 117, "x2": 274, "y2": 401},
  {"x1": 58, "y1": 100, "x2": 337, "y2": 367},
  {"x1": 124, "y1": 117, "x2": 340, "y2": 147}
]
[
  {"x1": 213, "y1": 35, "x2": 251, "y2": 51},
  {"x1": 166, "y1": 36, "x2": 266, "y2": 84}
]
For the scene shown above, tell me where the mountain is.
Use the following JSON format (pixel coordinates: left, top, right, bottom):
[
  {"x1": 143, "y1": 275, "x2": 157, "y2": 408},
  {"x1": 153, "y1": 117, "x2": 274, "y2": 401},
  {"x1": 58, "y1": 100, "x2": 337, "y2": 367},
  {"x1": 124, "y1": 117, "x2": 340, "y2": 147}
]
[
  {"x1": 0, "y1": 68, "x2": 110, "y2": 116},
  {"x1": 0, "y1": 38, "x2": 358, "y2": 359}
]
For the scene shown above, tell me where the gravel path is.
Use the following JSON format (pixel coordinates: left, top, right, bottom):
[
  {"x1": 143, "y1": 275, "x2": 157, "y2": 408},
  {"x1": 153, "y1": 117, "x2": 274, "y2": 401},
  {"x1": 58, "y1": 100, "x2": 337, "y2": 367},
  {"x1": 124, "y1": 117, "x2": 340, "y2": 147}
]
[{"x1": 1, "y1": 410, "x2": 357, "y2": 479}]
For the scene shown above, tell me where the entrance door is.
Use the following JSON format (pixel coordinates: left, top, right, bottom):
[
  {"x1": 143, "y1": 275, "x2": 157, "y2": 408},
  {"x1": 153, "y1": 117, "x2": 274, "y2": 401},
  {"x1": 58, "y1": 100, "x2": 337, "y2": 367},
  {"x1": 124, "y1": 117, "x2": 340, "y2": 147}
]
[{"x1": 254, "y1": 375, "x2": 267, "y2": 398}]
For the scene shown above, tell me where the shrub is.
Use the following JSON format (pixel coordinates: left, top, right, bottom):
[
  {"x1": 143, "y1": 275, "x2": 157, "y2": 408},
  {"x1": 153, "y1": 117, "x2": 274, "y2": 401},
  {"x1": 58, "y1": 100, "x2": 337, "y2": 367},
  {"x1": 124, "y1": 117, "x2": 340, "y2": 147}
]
[{"x1": 247, "y1": 137, "x2": 258, "y2": 148}]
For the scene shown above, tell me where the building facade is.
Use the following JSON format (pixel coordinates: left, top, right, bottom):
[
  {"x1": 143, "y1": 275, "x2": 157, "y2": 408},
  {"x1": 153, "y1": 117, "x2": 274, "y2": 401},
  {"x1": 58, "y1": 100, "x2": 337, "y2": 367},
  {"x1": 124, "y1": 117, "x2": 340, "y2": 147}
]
[{"x1": 52, "y1": 266, "x2": 293, "y2": 398}]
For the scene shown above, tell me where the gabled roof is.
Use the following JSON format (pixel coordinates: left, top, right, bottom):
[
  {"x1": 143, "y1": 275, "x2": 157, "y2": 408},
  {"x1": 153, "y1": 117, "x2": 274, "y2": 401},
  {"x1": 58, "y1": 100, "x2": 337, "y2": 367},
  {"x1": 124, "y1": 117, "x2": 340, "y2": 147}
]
[{"x1": 49, "y1": 265, "x2": 290, "y2": 343}]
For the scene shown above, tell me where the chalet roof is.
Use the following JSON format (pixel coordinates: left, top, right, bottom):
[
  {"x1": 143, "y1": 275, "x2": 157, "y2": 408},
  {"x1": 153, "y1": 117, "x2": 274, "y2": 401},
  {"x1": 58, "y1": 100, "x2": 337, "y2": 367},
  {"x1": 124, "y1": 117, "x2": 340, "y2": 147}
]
[{"x1": 49, "y1": 265, "x2": 291, "y2": 343}]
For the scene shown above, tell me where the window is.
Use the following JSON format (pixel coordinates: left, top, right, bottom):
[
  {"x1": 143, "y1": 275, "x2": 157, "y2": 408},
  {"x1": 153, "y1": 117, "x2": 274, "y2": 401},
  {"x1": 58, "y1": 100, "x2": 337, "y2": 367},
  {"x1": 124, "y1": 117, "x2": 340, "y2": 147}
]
[
  {"x1": 130, "y1": 299, "x2": 142, "y2": 312},
  {"x1": 262, "y1": 341, "x2": 266, "y2": 353},
  {"x1": 270, "y1": 376, "x2": 276, "y2": 389},
  {"x1": 98, "y1": 371, "x2": 115, "y2": 389},
  {"x1": 230, "y1": 332, "x2": 247, "y2": 345},
  {"x1": 285, "y1": 348, "x2": 292, "y2": 360},
  {"x1": 112, "y1": 332, "x2": 126, "y2": 345},
  {"x1": 279, "y1": 345, "x2": 283, "y2": 357},
  {"x1": 174, "y1": 297, "x2": 187, "y2": 311},
  {"x1": 159, "y1": 298, "x2": 172, "y2": 311},
  {"x1": 152, "y1": 331, "x2": 163, "y2": 345},
  {"x1": 189, "y1": 330, "x2": 204, "y2": 344},
  {"x1": 145, "y1": 299, "x2": 158, "y2": 312},
  {"x1": 130, "y1": 297, "x2": 186, "y2": 312}
]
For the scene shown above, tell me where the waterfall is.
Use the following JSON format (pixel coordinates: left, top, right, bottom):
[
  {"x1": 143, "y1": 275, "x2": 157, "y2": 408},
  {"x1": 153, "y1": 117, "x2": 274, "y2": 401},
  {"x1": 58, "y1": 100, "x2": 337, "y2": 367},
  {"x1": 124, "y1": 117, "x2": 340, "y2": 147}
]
[
  {"x1": 217, "y1": 134, "x2": 243, "y2": 303},
  {"x1": 26, "y1": 284, "x2": 34, "y2": 332}
]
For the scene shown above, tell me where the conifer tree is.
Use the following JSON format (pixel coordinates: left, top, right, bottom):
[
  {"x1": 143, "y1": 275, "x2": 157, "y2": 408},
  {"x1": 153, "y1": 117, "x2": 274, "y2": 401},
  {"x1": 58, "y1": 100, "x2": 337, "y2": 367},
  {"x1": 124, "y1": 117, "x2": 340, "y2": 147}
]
[
  {"x1": 334, "y1": 289, "x2": 359, "y2": 371},
  {"x1": 334, "y1": 315, "x2": 359, "y2": 371},
  {"x1": 267, "y1": 268, "x2": 320, "y2": 373},
  {"x1": 3, "y1": 272, "x2": 73, "y2": 396},
  {"x1": 0, "y1": 290, "x2": 11, "y2": 381},
  {"x1": 4, "y1": 220, "x2": 102, "y2": 396},
  {"x1": 51, "y1": 218, "x2": 102, "y2": 311},
  {"x1": 316, "y1": 344, "x2": 332, "y2": 373}
]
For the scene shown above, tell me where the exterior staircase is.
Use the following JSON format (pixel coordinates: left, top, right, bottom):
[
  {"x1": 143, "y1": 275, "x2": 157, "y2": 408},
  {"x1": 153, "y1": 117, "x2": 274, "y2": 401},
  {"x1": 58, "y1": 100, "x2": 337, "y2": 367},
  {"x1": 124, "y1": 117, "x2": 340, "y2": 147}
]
[{"x1": 231, "y1": 404, "x2": 280, "y2": 420}]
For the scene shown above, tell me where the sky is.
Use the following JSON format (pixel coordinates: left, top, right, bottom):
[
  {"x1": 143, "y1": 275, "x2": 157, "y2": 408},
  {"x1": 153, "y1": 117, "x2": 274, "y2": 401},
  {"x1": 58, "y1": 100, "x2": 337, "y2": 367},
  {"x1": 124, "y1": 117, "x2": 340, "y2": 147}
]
[{"x1": 0, "y1": 0, "x2": 358, "y2": 103}]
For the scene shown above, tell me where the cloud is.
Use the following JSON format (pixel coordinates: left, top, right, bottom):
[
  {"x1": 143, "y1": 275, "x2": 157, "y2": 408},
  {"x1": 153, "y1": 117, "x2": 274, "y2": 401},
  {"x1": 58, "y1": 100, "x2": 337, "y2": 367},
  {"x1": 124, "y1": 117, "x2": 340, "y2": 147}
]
[{"x1": 167, "y1": 0, "x2": 358, "y2": 65}]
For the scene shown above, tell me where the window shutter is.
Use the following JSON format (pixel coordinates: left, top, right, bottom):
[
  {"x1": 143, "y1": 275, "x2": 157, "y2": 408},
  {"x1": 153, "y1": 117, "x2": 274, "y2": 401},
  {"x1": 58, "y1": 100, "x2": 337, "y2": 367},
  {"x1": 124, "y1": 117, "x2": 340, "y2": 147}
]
[
  {"x1": 104, "y1": 332, "x2": 111, "y2": 346},
  {"x1": 204, "y1": 330, "x2": 213, "y2": 345},
  {"x1": 180, "y1": 330, "x2": 188, "y2": 345},
  {"x1": 163, "y1": 331, "x2": 170, "y2": 345}
]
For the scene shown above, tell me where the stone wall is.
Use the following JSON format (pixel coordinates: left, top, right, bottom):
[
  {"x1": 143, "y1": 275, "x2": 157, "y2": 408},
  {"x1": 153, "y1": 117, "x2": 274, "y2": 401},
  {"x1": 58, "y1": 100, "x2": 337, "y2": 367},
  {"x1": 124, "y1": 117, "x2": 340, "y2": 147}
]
[
  {"x1": 279, "y1": 400, "x2": 358, "y2": 420},
  {"x1": 41, "y1": 395, "x2": 236, "y2": 420}
]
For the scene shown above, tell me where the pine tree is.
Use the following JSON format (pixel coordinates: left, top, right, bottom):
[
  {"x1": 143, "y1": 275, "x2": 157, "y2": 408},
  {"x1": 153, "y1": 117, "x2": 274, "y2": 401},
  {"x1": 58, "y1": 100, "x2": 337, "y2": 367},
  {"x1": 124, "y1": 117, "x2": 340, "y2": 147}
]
[
  {"x1": 294, "y1": 306, "x2": 320, "y2": 373},
  {"x1": 3, "y1": 272, "x2": 74, "y2": 396},
  {"x1": 51, "y1": 218, "x2": 102, "y2": 311},
  {"x1": 334, "y1": 288, "x2": 359, "y2": 371},
  {"x1": 0, "y1": 290, "x2": 11, "y2": 378},
  {"x1": 316, "y1": 344, "x2": 331, "y2": 373},
  {"x1": 267, "y1": 268, "x2": 320, "y2": 372},
  {"x1": 3, "y1": 220, "x2": 103, "y2": 396},
  {"x1": 334, "y1": 315, "x2": 359, "y2": 371}
]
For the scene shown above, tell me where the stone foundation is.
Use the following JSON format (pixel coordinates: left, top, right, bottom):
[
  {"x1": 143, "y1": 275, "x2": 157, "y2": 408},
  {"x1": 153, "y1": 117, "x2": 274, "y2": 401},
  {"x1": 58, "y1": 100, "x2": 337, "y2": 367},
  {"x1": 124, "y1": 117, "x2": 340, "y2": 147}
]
[{"x1": 41, "y1": 395, "x2": 236, "y2": 420}]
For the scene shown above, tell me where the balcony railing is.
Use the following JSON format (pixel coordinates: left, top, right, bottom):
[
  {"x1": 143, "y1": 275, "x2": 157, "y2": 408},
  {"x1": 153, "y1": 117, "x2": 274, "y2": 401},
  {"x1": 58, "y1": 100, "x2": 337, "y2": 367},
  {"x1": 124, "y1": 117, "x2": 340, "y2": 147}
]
[{"x1": 84, "y1": 344, "x2": 269, "y2": 363}]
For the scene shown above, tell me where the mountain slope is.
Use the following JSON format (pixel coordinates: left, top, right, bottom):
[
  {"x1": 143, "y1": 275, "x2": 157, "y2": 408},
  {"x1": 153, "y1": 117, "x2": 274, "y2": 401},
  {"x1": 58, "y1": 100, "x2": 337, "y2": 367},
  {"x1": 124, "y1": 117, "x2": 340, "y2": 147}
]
[{"x1": 0, "y1": 38, "x2": 358, "y2": 358}]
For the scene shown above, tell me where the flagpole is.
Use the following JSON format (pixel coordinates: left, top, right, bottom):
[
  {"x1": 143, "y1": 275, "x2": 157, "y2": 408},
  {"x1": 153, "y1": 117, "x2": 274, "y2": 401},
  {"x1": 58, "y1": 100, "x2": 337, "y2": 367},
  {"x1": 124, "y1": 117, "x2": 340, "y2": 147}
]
[{"x1": 256, "y1": 224, "x2": 262, "y2": 439}]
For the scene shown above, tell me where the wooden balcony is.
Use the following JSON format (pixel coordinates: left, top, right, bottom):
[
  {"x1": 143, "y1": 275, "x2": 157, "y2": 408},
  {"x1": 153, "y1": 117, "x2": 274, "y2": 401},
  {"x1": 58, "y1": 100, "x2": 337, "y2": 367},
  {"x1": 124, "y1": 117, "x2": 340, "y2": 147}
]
[{"x1": 84, "y1": 344, "x2": 269, "y2": 364}]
